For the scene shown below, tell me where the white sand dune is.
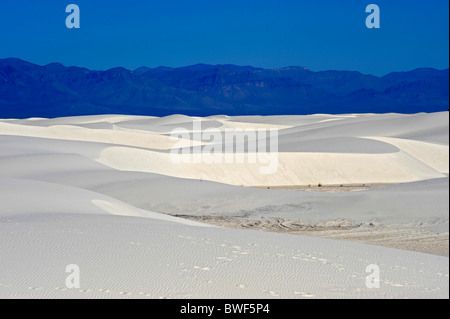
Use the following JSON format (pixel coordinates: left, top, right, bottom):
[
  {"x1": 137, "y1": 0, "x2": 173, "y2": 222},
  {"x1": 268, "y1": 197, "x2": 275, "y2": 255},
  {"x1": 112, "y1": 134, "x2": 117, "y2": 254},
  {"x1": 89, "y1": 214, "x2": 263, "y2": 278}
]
[
  {"x1": 0, "y1": 213, "x2": 448, "y2": 299},
  {"x1": 367, "y1": 136, "x2": 449, "y2": 174},
  {"x1": 0, "y1": 112, "x2": 448, "y2": 299},
  {"x1": 97, "y1": 147, "x2": 446, "y2": 186},
  {"x1": 0, "y1": 120, "x2": 203, "y2": 150},
  {"x1": 4, "y1": 111, "x2": 444, "y2": 187},
  {"x1": 0, "y1": 177, "x2": 206, "y2": 227}
]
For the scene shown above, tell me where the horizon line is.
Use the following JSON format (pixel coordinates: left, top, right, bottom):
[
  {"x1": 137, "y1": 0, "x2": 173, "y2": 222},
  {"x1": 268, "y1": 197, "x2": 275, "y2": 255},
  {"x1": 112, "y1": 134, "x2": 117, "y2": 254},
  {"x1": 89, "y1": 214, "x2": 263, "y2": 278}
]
[{"x1": 1, "y1": 57, "x2": 449, "y2": 78}]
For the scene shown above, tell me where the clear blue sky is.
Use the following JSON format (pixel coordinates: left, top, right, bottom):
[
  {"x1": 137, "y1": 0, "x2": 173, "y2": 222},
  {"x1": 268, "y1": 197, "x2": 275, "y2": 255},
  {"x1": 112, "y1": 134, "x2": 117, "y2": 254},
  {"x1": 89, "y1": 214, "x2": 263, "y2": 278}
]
[{"x1": 0, "y1": 0, "x2": 448, "y2": 75}]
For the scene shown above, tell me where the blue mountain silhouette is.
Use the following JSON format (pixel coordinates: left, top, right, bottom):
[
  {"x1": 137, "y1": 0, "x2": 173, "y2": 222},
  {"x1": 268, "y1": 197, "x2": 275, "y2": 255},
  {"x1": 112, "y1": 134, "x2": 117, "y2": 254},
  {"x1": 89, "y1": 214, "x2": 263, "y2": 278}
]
[{"x1": 0, "y1": 58, "x2": 448, "y2": 118}]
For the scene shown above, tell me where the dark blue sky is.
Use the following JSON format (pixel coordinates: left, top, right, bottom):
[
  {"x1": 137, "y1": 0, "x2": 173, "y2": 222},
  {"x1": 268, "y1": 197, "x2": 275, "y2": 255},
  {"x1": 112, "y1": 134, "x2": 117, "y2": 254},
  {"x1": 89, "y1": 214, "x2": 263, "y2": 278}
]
[{"x1": 0, "y1": 0, "x2": 448, "y2": 76}]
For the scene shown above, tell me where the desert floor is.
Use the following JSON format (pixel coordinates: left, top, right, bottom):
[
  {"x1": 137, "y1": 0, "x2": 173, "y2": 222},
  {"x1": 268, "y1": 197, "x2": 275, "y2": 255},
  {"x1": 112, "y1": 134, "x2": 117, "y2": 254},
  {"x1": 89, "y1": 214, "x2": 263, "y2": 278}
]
[{"x1": 0, "y1": 112, "x2": 448, "y2": 298}]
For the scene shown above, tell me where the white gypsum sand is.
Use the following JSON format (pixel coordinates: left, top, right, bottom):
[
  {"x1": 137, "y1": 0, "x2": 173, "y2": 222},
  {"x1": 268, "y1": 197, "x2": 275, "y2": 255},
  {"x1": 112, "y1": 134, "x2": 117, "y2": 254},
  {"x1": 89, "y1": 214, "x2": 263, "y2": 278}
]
[{"x1": 0, "y1": 112, "x2": 448, "y2": 298}]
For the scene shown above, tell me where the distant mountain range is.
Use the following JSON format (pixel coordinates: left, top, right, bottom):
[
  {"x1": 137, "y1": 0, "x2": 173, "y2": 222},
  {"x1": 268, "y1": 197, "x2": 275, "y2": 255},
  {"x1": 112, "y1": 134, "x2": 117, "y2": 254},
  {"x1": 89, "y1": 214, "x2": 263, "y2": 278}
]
[{"x1": 0, "y1": 58, "x2": 448, "y2": 118}]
